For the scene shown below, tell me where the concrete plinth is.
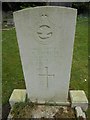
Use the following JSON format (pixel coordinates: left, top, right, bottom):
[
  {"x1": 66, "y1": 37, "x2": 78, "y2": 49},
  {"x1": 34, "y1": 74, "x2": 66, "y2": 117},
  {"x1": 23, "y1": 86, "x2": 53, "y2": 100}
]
[
  {"x1": 70, "y1": 90, "x2": 88, "y2": 111},
  {"x1": 9, "y1": 89, "x2": 26, "y2": 108}
]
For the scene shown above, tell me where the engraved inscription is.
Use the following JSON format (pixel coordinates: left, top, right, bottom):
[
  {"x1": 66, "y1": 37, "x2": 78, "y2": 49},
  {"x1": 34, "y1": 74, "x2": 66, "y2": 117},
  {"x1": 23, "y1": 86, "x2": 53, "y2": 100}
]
[
  {"x1": 37, "y1": 25, "x2": 52, "y2": 39},
  {"x1": 39, "y1": 67, "x2": 55, "y2": 88}
]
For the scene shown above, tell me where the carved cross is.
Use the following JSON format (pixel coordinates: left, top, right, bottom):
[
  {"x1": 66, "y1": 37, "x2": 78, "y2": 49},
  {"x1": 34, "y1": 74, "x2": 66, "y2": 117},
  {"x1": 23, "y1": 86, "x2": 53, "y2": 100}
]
[{"x1": 39, "y1": 67, "x2": 55, "y2": 88}]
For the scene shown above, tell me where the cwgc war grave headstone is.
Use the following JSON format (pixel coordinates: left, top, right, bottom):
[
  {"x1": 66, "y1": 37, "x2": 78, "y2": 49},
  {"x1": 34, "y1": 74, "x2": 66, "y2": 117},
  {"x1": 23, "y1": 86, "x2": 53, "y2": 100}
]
[
  {"x1": 8, "y1": 6, "x2": 88, "y2": 119},
  {"x1": 13, "y1": 6, "x2": 77, "y2": 103}
]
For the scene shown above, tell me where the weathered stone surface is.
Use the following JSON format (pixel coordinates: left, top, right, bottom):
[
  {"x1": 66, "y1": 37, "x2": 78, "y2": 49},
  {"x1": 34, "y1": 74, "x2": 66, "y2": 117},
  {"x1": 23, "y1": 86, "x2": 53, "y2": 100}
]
[
  {"x1": 14, "y1": 6, "x2": 77, "y2": 103},
  {"x1": 9, "y1": 89, "x2": 26, "y2": 107},
  {"x1": 75, "y1": 106, "x2": 86, "y2": 119},
  {"x1": 70, "y1": 90, "x2": 88, "y2": 111}
]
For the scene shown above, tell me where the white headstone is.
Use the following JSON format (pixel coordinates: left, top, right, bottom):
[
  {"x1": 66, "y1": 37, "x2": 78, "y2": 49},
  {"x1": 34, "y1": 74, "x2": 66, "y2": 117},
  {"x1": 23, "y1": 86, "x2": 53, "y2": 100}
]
[{"x1": 13, "y1": 6, "x2": 77, "y2": 103}]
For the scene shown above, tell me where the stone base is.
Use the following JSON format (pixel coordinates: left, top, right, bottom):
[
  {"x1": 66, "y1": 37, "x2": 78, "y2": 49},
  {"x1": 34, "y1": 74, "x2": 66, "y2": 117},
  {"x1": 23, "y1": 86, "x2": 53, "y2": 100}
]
[
  {"x1": 70, "y1": 90, "x2": 88, "y2": 111},
  {"x1": 9, "y1": 89, "x2": 26, "y2": 108},
  {"x1": 31, "y1": 100, "x2": 70, "y2": 106},
  {"x1": 75, "y1": 106, "x2": 86, "y2": 119},
  {"x1": 8, "y1": 89, "x2": 88, "y2": 119}
]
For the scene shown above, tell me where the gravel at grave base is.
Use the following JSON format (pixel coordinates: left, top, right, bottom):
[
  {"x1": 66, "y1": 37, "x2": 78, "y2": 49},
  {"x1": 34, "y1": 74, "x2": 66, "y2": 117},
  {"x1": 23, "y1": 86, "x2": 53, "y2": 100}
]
[{"x1": 11, "y1": 103, "x2": 76, "y2": 119}]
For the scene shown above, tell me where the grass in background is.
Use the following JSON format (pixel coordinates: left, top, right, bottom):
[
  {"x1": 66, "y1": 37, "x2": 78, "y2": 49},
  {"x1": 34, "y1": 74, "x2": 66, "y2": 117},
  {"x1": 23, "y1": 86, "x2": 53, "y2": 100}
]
[
  {"x1": 2, "y1": 29, "x2": 25, "y2": 105},
  {"x1": 2, "y1": 16, "x2": 88, "y2": 105},
  {"x1": 70, "y1": 17, "x2": 88, "y2": 96}
]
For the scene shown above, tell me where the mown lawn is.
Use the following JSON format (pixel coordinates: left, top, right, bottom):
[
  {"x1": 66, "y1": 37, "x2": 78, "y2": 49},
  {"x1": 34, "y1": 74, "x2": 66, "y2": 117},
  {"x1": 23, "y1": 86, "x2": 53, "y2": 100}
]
[
  {"x1": 2, "y1": 16, "x2": 88, "y2": 106},
  {"x1": 2, "y1": 29, "x2": 25, "y2": 105},
  {"x1": 70, "y1": 17, "x2": 88, "y2": 95}
]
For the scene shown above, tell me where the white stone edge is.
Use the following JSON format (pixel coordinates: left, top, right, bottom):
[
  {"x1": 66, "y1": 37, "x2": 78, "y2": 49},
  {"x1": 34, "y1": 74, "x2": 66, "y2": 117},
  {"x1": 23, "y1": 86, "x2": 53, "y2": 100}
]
[
  {"x1": 69, "y1": 90, "x2": 88, "y2": 111},
  {"x1": 8, "y1": 89, "x2": 27, "y2": 119},
  {"x1": 8, "y1": 108, "x2": 13, "y2": 119},
  {"x1": 33, "y1": 101, "x2": 70, "y2": 106},
  {"x1": 75, "y1": 106, "x2": 87, "y2": 119},
  {"x1": 9, "y1": 89, "x2": 27, "y2": 107},
  {"x1": 69, "y1": 90, "x2": 88, "y2": 103}
]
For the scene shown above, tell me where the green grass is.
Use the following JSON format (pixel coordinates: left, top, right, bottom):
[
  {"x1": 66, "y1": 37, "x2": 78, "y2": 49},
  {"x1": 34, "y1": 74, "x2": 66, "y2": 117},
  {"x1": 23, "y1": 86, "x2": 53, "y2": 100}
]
[
  {"x1": 70, "y1": 17, "x2": 88, "y2": 96},
  {"x1": 2, "y1": 29, "x2": 25, "y2": 104},
  {"x1": 2, "y1": 16, "x2": 88, "y2": 105}
]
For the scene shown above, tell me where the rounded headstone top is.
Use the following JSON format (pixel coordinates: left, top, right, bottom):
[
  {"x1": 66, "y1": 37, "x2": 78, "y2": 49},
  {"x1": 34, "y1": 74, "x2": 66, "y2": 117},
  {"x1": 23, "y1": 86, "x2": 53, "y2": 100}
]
[{"x1": 13, "y1": 6, "x2": 77, "y2": 15}]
